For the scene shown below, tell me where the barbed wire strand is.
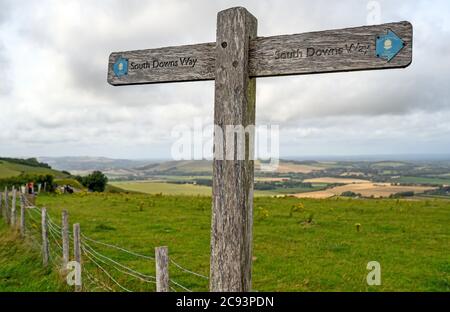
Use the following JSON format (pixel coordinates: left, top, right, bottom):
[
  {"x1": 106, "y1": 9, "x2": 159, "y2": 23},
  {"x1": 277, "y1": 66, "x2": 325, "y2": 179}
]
[
  {"x1": 82, "y1": 241, "x2": 156, "y2": 282},
  {"x1": 84, "y1": 269, "x2": 114, "y2": 292},
  {"x1": 170, "y1": 278, "x2": 193, "y2": 292},
  {"x1": 82, "y1": 247, "x2": 132, "y2": 292},
  {"x1": 170, "y1": 258, "x2": 209, "y2": 280},
  {"x1": 82, "y1": 245, "x2": 157, "y2": 290},
  {"x1": 81, "y1": 233, "x2": 155, "y2": 261}
]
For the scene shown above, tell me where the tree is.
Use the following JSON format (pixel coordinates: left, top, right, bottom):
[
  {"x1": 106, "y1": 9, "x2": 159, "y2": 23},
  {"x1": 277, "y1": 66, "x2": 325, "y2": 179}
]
[{"x1": 82, "y1": 171, "x2": 108, "y2": 192}]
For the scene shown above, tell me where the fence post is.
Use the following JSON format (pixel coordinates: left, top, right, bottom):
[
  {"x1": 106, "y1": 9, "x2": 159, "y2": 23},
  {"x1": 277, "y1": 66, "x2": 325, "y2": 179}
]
[
  {"x1": 62, "y1": 210, "x2": 70, "y2": 269},
  {"x1": 11, "y1": 187, "x2": 16, "y2": 228},
  {"x1": 41, "y1": 208, "x2": 49, "y2": 267},
  {"x1": 0, "y1": 192, "x2": 3, "y2": 221},
  {"x1": 73, "y1": 223, "x2": 82, "y2": 292},
  {"x1": 5, "y1": 187, "x2": 9, "y2": 225},
  {"x1": 155, "y1": 246, "x2": 169, "y2": 292},
  {"x1": 20, "y1": 194, "x2": 25, "y2": 237}
]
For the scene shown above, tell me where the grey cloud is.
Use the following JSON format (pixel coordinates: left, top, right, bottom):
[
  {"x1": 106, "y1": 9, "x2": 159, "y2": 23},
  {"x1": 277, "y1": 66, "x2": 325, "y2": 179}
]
[{"x1": 1, "y1": 0, "x2": 450, "y2": 158}]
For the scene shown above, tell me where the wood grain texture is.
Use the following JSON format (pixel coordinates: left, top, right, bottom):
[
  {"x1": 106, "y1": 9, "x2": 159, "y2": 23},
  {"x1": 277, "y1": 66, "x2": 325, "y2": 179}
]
[
  {"x1": 73, "y1": 223, "x2": 82, "y2": 292},
  {"x1": 0, "y1": 193, "x2": 3, "y2": 222},
  {"x1": 107, "y1": 22, "x2": 412, "y2": 85},
  {"x1": 11, "y1": 188, "x2": 16, "y2": 227},
  {"x1": 210, "y1": 7, "x2": 257, "y2": 292},
  {"x1": 108, "y1": 42, "x2": 215, "y2": 85},
  {"x1": 4, "y1": 188, "x2": 9, "y2": 225},
  {"x1": 41, "y1": 208, "x2": 49, "y2": 267},
  {"x1": 62, "y1": 210, "x2": 70, "y2": 268},
  {"x1": 20, "y1": 194, "x2": 25, "y2": 237},
  {"x1": 155, "y1": 246, "x2": 169, "y2": 292},
  {"x1": 249, "y1": 21, "x2": 412, "y2": 77}
]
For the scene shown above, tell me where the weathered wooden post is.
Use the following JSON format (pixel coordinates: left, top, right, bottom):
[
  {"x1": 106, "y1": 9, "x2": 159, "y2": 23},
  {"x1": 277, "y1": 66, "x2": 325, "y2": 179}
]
[
  {"x1": 11, "y1": 187, "x2": 16, "y2": 227},
  {"x1": 62, "y1": 210, "x2": 70, "y2": 268},
  {"x1": 41, "y1": 208, "x2": 50, "y2": 266},
  {"x1": 4, "y1": 187, "x2": 9, "y2": 225},
  {"x1": 73, "y1": 223, "x2": 82, "y2": 292},
  {"x1": 210, "y1": 7, "x2": 257, "y2": 292},
  {"x1": 20, "y1": 194, "x2": 25, "y2": 237},
  {"x1": 107, "y1": 7, "x2": 412, "y2": 292},
  {"x1": 0, "y1": 192, "x2": 3, "y2": 221},
  {"x1": 155, "y1": 246, "x2": 169, "y2": 292}
]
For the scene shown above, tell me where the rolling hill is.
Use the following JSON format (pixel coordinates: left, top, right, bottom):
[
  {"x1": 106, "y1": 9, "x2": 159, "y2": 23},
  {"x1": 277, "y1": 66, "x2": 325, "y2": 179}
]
[{"x1": 0, "y1": 158, "x2": 68, "y2": 179}]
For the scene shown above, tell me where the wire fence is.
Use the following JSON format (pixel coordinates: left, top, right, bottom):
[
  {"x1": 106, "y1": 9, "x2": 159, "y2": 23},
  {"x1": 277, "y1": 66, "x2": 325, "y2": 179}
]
[{"x1": 1, "y1": 191, "x2": 208, "y2": 292}]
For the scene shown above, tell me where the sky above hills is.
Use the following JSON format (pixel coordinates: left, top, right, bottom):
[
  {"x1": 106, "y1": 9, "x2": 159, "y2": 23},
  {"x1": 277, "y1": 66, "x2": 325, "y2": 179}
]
[{"x1": 1, "y1": 0, "x2": 449, "y2": 159}]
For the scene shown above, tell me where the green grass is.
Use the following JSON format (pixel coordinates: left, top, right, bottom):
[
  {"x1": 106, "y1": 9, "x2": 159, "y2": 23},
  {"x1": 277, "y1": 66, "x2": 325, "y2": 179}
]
[
  {"x1": 0, "y1": 222, "x2": 68, "y2": 291},
  {"x1": 393, "y1": 176, "x2": 450, "y2": 186},
  {"x1": 111, "y1": 181, "x2": 329, "y2": 197},
  {"x1": 12, "y1": 193, "x2": 448, "y2": 292},
  {"x1": 0, "y1": 160, "x2": 66, "y2": 179},
  {"x1": 111, "y1": 181, "x2": 212, "y2": 195}
]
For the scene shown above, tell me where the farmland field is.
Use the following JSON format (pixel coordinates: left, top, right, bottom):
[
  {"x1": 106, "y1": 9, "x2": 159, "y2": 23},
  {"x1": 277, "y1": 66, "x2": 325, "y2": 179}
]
[
  {"x1": 111, "y1": 181, "x2": 327, "y2": 197},
  {"x1": 1, "y1": 193, "x2": 447, "y2": 292},
  {"x1": 393, "y1": 176, "x2": 450, "y2": 186},
  {"x1": 295, "y1": 183, "x2": 437, "y2": 199},
  {"x1": 304, "y1": 177, "x2": 371, "y2": 184},
  {"x1": 111, "y1": 181, "x2": 212, "y2": 195}
]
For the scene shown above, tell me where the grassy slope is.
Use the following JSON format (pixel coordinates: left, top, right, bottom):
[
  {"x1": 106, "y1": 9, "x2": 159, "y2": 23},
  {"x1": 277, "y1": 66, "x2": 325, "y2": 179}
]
[
  {"x1": 0, "y1": 160, "x2": 66, "y2": 179},
  {"x1": 32, "y1": 193, "x2": 450, "y2": 292},
  {"x1": 111, "y1": 181, "x2": 212, "y2": 195},
  {"x1": 111, "y1": 181, "x2": 328, "y2": 197},
  {"x1": 394, "y1": 176, "x2": 450, "y2": 186},
  {"x1": 0, "y1": 222, "x2": 66, "y2": 291}
]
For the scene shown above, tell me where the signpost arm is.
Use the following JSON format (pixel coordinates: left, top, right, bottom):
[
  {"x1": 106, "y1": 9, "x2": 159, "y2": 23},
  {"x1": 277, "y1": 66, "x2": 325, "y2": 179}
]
[{"x1": 210, "y1": 7, "x2": 257, "y2": 292}]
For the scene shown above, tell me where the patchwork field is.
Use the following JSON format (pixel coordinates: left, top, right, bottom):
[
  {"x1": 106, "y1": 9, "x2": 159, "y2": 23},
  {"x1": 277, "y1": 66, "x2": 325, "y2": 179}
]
[
  {"x1": 111, "y1": 181, "x2": 212, "y2": 195},
  {"x1": 1, "y1": 193, "x2": 447, "y2": 292},
  {"x1": 304, "y1": 177, "x2": 371, "y2": 184},
  {"x1": 295, "y1": 183, "x2": 437, "y2": 199},
  {"x1": 273, "y1": 162, "x2": 327, "y2": 174}
]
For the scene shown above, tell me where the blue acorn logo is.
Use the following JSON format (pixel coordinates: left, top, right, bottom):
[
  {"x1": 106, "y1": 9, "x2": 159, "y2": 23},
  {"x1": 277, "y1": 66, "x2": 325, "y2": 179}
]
[{"x1": 113, "y1": 57, "x2": 128, "y2": 77}]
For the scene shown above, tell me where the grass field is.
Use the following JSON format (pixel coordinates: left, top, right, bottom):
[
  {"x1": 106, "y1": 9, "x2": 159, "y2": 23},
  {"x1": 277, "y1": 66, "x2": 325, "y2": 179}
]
[
  {"x1": 1, "y1": 193, "x2": 447, "y2": 292},
  {"x1": 296, "y1": 183, "x2": 437, "y2": 199},
  {"x1": 0, "y1": 160, "x2": 66, "y2": 179},
  {"x1": 0, "y1": 222, "x2": 66, "y2": 291},
  {"x1": 111, "y1": 181, "x2": 328, "y2": 197},
  {"x1": 111, "y1": 181, "x2": 212, "y2": 195},
  {"x1": 393, "y1": 176, "x2": 450, "y2": 186}
]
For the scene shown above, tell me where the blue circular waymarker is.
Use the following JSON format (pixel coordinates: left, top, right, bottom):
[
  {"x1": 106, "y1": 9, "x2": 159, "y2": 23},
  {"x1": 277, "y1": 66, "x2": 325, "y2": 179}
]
[{"x1": 113, "y1": 57, "x2": 128, "y2": 77}]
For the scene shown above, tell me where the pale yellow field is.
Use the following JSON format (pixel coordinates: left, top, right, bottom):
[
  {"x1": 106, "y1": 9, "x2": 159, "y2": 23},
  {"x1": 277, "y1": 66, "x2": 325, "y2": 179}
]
[
  {"x1": 272, "y1": 162, "x2": 326, "y2": 173},
  {"x1": 304, "y1": 177, "x2": 371, "y2": 184},
  {"x1": 294, "y1": 182, "x2": 437, "y2": 199},
  {"x1": 255, "y1": 177, "x2": 290, "y2": 182}
]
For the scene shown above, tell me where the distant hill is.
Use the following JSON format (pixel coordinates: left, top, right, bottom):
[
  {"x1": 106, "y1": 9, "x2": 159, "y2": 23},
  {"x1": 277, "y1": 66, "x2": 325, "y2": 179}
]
[
  {"x1": 39, "y1": 156, "x2": 158, "y2": 172},
  {"x1": 0, "y1": 158, "x2": 67, "y2": 179}
]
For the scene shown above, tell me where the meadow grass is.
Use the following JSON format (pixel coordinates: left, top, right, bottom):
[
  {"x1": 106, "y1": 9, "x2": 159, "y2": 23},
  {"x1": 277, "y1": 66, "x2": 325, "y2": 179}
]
[
  {"x1": 14, "y1": 192, "x2": 449, "y2": 292},
  {"x1": 0, "y1": 222, "x2": 68, "y2": 291}
]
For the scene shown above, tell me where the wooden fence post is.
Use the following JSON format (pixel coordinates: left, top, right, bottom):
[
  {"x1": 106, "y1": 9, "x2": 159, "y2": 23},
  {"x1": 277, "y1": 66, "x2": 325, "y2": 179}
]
[
  {"x1": 5, "y1": 187, "x2": 9, "y2": 225},
  {"x1": 210, "y1": 7, "x2": 257, "y2": 292},
  {"x1": 155, "y1": 246, "x2": 169, "y2": 292},
  {"x1": 20, "y1": 194, "x2": 25, "y2": 237},
  {"x1": 0, "y1": 192, "x2": 3, "y2": 221},
  {"x1": 62, "y1": 210, "x2": 70, "y2": 268},
  {"x1": 11, "y1": 187, "x2": 16, "y2": 227},
  {"x1": 73, "y1": 223, "x2": 82, "y2": 292},
  {"x1": 41, "y1": 208, "x2": 50, "y2": 266}
]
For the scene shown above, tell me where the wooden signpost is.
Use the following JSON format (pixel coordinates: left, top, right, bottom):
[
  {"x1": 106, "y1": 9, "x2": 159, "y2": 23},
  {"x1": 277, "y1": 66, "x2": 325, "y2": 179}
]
[{"x1": 107, "y1": 7, "x2": 413, "y2": 292}]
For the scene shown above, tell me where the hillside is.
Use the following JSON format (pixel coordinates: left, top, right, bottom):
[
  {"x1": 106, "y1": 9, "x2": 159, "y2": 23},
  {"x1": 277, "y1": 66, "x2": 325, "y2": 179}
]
[
  {"x1": 22, "y1": 193, "x2": 450, "y2": 291},
  {"x1": 0, "y1": 222, "x2": 65, "y2": 291},
  {"x1": 0, "y1": 158, "x2": 68, "y2": 179}
]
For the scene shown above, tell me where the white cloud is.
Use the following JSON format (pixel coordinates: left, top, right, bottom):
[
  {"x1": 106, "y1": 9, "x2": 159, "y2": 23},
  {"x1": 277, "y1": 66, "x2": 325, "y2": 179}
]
[{"x1": 0, "y1": 0, "x2": 449, "y2": 158}]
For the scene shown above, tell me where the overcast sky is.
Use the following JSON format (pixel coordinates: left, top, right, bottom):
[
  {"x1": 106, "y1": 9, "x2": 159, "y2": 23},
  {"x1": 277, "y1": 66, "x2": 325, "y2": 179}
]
[{"x1": 0, "y1": 0, "x2": 449, "y2": 159}]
